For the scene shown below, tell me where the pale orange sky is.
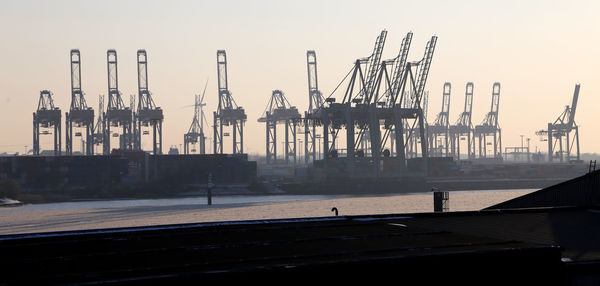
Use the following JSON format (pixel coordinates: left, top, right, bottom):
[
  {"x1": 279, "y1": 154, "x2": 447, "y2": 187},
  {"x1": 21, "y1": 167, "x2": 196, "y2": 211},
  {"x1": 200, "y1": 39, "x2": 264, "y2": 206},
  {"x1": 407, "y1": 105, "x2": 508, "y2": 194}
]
[{"x1": 0, "y1": 0, "x2": 598, "y2": 155}]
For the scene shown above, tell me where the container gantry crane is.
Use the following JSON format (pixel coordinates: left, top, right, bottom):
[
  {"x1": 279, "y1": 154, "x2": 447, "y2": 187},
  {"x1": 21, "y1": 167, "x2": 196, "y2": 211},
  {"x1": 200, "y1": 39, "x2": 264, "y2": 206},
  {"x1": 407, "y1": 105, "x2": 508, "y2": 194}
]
[
  {"x1": 427, "y1": 83, "x2": 451, "y2": 157},
  {"x1": 322, "y1": 30, "x2": 388, "y2": 163},
  {"x1": 377, "y1": 32, "x2": 413, "y2": 158},
  {"x1": 184, "y1": 82, "x2": 208, "y2": 154},
  {"x1": 134, "y1": 50, "x2": 163, "y2": 155},
  {"x1": 474, "y1": 82, "x2": 502, "y2": 160},
  {"x1": 65, "y1": 49, "x2": 94, "y2": 156},
  {"x1": 303, "y1": 50, "x2": 324, "y2": 164},
  {"x1": 258, "y1": 90, "x2": 302, "y2": 165},
  {"x1": 449, "y1": 82, "x2": 475, "y2": 160},
  {"x1": 536, "y1": 84, "x2": 581, "y2": 162},
  {"x1": 213, "y1": 50, "x2": 247, "y2": 154},
  {"x1": 33, "y1": 90, "x2": 61, "y2": 156},
  {"x1": 392, "y1": 35, "x2": 437, "y2": 165},
  {"x1": 320, "y1": 31, "x2": 436, "y2": 177},
  {"x1": 103, "y1": 50, "x2": 133, "y2": 154}
]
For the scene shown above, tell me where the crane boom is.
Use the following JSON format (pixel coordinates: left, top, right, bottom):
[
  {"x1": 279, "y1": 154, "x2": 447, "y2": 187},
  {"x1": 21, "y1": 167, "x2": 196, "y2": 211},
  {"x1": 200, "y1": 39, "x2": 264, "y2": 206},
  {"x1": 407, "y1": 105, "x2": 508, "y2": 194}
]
[
  {"x1": 217, "y1": 50, "x2": 236, "y2": 112},
  {"x1": 414, "y1": 36, "x2": 437, "y2": 104},
  {"x1": 456, "y1": 82, "x2": 473, "y2": 126},
  {"x1": 106, "y1": 50, "x2": 125, "y2": 110},
  {"x1": 433, "y1": 82, "x2": 451, "y2": 127},
  {"x1": 568, "y1": 84, "x2": 580, "y2": 127},
  {"x1": 137, "y1": 50, "x2": 155, "y2": 110},
  {"x1": 363, "y1": 30, "x2": 387, "y2": 102},
  {"x1": 490, "y1": 82, "x2": 500, "y2": 127},
  {"x1": 70, "y1": 49, "x2": 88, "y2": 111},
  {"x1": 389, "y1": 32, "x2": 413, "y2": 106},
  {"x1": 306, "y1": 50, "x2": 323, "y2": 113}
]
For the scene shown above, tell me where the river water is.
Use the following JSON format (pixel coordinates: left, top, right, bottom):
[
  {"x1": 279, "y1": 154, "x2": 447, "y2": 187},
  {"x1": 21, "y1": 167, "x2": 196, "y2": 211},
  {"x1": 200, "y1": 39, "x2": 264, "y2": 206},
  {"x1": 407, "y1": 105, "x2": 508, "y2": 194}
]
[{"x1": 0, "y1": 189, "x2": 534, "y2": 235}]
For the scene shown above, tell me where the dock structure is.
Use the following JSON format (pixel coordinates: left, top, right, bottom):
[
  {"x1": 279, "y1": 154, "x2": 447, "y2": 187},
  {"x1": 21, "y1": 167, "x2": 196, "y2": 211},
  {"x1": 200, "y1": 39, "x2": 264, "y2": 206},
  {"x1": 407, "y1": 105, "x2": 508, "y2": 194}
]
[{"x1": 4, "y1": 170, "x2": 600, "y2": 284}]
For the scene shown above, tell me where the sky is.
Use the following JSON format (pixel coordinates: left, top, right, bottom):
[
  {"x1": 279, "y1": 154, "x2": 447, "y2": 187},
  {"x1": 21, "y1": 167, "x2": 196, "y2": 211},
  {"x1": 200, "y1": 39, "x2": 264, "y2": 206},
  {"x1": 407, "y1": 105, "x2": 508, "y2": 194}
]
[{"x1": 0, "y1": 0, "x2": 598, "y2": 155}]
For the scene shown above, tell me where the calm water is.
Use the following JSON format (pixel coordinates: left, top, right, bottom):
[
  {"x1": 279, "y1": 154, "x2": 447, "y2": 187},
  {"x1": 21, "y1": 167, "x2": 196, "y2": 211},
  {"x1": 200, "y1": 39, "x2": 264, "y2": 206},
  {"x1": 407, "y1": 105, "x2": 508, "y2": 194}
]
[{"x1": 0, "y1": 189, "x2": 535, "y2": 235}]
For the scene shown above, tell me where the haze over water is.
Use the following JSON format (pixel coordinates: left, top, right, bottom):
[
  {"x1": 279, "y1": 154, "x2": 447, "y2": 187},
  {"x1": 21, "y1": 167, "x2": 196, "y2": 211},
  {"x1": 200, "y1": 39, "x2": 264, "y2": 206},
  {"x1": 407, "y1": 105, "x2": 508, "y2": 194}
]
[{"x1": 0, "y1": 189, "x2": 534, "y2": 235}]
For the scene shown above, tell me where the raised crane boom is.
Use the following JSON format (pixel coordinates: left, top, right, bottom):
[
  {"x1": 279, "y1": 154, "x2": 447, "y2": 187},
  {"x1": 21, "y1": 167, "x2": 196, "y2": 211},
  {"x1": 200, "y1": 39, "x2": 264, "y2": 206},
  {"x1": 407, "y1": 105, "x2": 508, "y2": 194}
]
[
  {"x1": 456, "y1": 82, "x2": 474, "y2": 126},
  {"x1": 433, "y1": 83, "x2": 451, "y2": 127},
  {"x1": 70, "y1": 50, "x2": 88, "y2": 111},
  {"x1": 363, "y1": 30, "x2": 387, "y2": 103},
  {"x1": 567, "y1": 84, "x2": 580, "y2": 128},
  {"x1": 217, "y1": 50, "x2": 238, "y2": 113},
  {"x1": 414, "y1": 36, "x2": 437, "y2": 106},
  {"x1": 306, "y1": 50, "x2": 323, "y2": 113},
  {"x1": 388, "y1": 32, "x2": 413, "y2": 106},
  {"x1": 480, "y1": 82, "x2": 500, "y2": 127},
  {"x1": 137, "y1": 50, "x2": 156, "y2": 111},
  {"x1": 106, "y1": 50, "x2": 125, "y2": 111}
]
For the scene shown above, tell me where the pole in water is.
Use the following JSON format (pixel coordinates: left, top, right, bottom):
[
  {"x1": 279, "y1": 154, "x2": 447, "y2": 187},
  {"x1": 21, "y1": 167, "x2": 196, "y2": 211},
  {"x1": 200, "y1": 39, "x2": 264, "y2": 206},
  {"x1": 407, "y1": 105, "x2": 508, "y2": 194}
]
[
  {"x1": 207, "y1": 172, "x2": 214, "y2": 205},
  {"x1": 432, "y1": 187, "x2": 449, "y2": 212}
]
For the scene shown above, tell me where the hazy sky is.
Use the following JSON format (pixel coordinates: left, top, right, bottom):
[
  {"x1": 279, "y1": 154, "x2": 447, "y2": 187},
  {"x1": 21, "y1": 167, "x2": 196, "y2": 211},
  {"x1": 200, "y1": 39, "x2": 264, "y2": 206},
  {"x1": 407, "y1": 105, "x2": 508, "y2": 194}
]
[{"x1": 0, "y1": 0, "x2": 598, "y2": 155}]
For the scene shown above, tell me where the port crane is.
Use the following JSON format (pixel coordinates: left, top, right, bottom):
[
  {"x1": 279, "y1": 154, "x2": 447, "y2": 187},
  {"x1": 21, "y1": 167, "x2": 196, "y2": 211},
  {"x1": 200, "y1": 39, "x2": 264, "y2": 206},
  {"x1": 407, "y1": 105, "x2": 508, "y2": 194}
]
[
  {"x1": 33, "y1": 90, "x2": 61, "y2": 156},
  {"x1": 427, "y1": 83, "x2": 451, "y2": 157},
  {"x1": 258, "y1": 90, "x2": 301, "y2": 164},
  {"x1": 184, "y1": 81, "x2": 208, "y2": 154},
  {"x1": 322, "y1": 30, "x2": 388, "y2": 162},
  {"x1": 320, "y1": 31, "x2": 435, "y2": 176},
  {"x1": 449, "y1": 83, "x2": 475, "y2": 160},
  {"x1": 474, "y1": 82, "x2": 502, "y2": 159},
  {"x1": 393, "y1": 35, "x2": 437, "y2": 164},
  {"x1": 376, "y1": 31, "x2": 413, "y2": 158},
  {"x1": 303, "y1": 50, "x2": 324, "y2": 164},
  {"x1": 213, "y1": 50, "x2": 246, "y2": 154},
  {"x1": 65, "y1": 49, "x2": 94, "y2": 155},
  {"x1": 134, "y1": 50, "x2": 163, "y2": 155},
  {"x1": 103, "y1": 50, "x2": 133, "y2": 154},
  {"x1": 536, "y1": 84, "x2": 581, "y2": 162}
]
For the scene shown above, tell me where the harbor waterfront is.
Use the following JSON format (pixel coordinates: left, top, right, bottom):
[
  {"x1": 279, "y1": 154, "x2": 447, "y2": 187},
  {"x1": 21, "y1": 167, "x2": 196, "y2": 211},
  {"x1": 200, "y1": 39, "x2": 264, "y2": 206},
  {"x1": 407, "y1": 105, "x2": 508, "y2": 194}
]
[{"x1": 0, "y1": 188, "x2": 533, "y2": 235}]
